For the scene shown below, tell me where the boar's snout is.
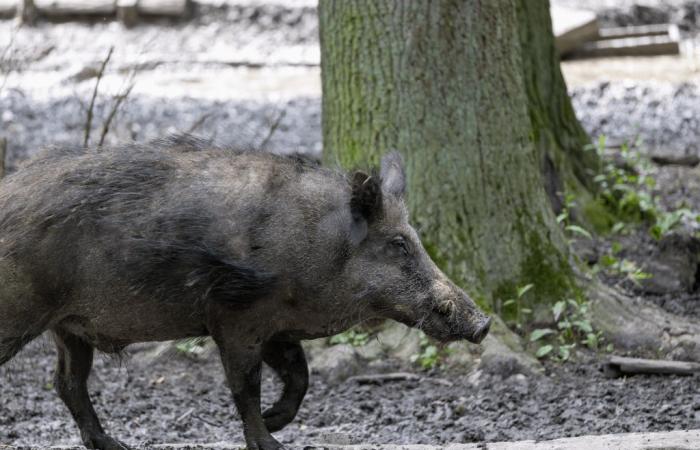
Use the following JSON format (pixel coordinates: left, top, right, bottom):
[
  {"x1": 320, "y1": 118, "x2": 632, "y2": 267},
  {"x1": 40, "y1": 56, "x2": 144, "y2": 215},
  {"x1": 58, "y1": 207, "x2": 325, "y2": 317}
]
[
  {"x1": 424, "y1": 276, "x2": 491, "y2": 344},
  {"x1": 469, "y1": 315, "x2": 491, "y2": 344}
]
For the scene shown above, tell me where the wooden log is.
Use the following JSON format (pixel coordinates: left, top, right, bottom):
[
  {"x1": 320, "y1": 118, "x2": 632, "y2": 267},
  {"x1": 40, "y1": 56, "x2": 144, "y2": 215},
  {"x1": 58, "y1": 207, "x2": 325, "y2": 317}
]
[
  {"x1": 0, "y1": 0, "x2": 17, "y2": 18},
  {"x1": 574, "y1": 34, "x2": 680, "y2": 58},
  {"x1": 137, "y1": 0, "x2": 188, "y2": 17},
  {"x1": 598, "y1": 24, "x2": 674, "y2": 41},
  {"x1": 603, "y1": 355, "x2": 700, "y2": 378},
  {"x1": 551, "y1": 6, "x2": 600, "y2": 56},
  {"x1": 33, "y1": 0, "x2": 115, "y2": 16},
  {"x1": 116, "y1": 0, "x2": 137, "y2": 26}
]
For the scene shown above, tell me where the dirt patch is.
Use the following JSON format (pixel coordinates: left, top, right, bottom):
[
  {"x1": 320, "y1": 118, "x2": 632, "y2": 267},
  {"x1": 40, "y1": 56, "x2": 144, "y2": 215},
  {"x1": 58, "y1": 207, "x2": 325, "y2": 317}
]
[{"x1": 1, "y1": 340, "x2": 699, "y2": 447}]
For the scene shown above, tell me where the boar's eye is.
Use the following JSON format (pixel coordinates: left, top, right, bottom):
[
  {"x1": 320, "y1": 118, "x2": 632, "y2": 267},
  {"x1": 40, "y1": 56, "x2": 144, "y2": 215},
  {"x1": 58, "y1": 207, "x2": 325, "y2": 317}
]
[{"x1": 390, "y1": 235, "x2": 410, "y2": 256}]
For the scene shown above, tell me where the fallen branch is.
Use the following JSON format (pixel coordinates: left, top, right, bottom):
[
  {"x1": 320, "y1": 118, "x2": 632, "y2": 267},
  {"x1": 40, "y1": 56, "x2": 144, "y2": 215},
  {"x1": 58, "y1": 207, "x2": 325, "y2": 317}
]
[
  {"x1": 602, "y1": 355, "x2": 700, "y2": 378},
  {"x1": 347, "y1": 372, "x2": 420, "y2": 384},
  {"x1": 84, "y1": 46, "x2": 113, "y2": 148}
]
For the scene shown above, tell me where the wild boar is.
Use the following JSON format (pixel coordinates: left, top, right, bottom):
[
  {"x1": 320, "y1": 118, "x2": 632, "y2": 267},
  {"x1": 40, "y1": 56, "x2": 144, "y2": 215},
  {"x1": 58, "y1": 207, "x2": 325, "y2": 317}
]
[{"x1": 0, "y1": 136, "x2": 490, "y2": 450}]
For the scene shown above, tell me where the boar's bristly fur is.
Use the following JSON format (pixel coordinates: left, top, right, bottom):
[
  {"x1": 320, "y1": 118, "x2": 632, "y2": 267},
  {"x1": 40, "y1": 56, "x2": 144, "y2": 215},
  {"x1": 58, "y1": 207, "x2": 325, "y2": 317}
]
[
  {"x1": 0, "y1": 137, "x2": 277, "y2": 308},
  {"x1": 0, "y1": 135, "x2": 490, "y2": 450}
]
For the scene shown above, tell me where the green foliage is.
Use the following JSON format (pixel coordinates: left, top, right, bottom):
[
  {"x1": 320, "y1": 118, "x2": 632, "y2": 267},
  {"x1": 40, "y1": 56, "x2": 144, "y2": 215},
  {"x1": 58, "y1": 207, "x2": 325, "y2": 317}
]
[
  {"x1": 650, "y1": 208, "x2": 697, "y2": 240},
  {"x1": 558, "y1": 192, "x2": 593, "y2": 241},
  {"x1": 529, "y1": 298, "x2": 609, "y2": 362},
  {"x1": 585, "y1": 135, "x2": 699, "y2": 239},
  {"x1": 329, "y1": 329, "x2": 371, "y2": 347},
  {"x1": 593, "y1": 242, "x2": 652, "y2": 285},
  {"x1": 410, "y1": 332, "x2": 450, "y2": 370},
  {"x1": 175, "y1": 337, "x2": 208, "y2": 357},
  {"x1": 501, "y1": 283, "x2": 535, "y2": 331},
  {"x1": 581, "y1": 198, "x2": 617, "y2": 234}
]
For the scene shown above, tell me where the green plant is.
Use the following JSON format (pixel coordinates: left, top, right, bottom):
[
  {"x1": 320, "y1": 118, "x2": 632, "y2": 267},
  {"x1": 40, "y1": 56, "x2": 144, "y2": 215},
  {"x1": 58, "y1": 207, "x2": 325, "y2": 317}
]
[
  {"x1": 587, "y1": 135, "x2": 699, "y2": 240},
  {"x1": 329, "y1": 329, "x2": 371, "y2": 347},
  {"x1": 530, "y1": 298, "x2": 605, "y2": 361},
  {"x1": 410, "y1": 331, "x2": 450, "y2": 370},
  {"x1": 175, "y1": 337, "x2": 208, "y2": 357},
  {"x1": 502, "y1": 283, "x2": 535, "y2": 331},
  {"x1": 650, "y1": 208, "x2": 698, "y2": 240},
  {"x1": 595, "y1": 243, "x2": 652, "y2": 286},
  {"x1": 557, "y1": 193, "x2": 593, "y2": 240},
  {"x1": 589, "y1": 137, "x2": 657, "y2": 224}
]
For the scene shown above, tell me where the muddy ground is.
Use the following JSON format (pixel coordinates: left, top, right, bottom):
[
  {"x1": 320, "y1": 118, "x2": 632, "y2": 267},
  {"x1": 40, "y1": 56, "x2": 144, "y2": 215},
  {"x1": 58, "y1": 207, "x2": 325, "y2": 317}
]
[
  {"x1": 2, "y1": 339, "x2": 700, "y2": 447},
  {"x1": 2, "y1": 0, "x2": 700, "y2": 447}
]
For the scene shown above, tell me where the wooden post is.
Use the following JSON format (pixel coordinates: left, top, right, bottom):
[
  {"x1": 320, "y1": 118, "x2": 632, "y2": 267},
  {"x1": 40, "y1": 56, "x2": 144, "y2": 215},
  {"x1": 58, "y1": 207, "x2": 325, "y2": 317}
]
[
  {"x1": 17, "y1": 0, "x2": 37, "y2": 24},
  {"x1": 117, "y1": 0, "x2": 138, "y2": 26}
]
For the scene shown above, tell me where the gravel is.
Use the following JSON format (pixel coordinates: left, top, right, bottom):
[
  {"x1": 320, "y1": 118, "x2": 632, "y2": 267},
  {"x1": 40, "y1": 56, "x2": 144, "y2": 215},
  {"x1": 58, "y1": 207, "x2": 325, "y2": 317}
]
[{"x1": 570, "y1": 82, "x2": 700, "y2": 161}]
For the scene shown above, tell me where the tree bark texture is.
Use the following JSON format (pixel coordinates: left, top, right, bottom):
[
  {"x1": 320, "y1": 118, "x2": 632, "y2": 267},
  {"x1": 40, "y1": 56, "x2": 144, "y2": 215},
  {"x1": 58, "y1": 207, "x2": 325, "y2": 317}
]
[
  {"x1": 319, "y1": 0, "x2": 577, "y2": 315},
  {"x1": 516, "y1": 0, "x2": 599, "y2": 214}
]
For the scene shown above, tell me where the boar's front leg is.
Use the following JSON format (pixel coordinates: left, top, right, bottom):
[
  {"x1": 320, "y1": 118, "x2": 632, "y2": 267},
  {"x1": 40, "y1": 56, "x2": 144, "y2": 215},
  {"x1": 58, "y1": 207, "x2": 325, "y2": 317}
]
[
  {"x1": 261, "y1": 340, "x2": 308, "y2": 432},
  {"x1": 215, "y1": 336, "x2": 284, "y2": 450},
  {"x1": 52, "y1": 329, "x2": 129, "y2": 450}
]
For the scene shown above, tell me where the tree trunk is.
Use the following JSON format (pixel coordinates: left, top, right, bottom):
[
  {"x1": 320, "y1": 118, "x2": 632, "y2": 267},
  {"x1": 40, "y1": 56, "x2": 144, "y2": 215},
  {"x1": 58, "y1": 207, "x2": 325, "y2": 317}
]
[
  {"x1": 516, "y1": 0, "x2": 600, "y2": 216},
  {"x1": 319, "y1": 0, "x2": 580, "y2": 317}
]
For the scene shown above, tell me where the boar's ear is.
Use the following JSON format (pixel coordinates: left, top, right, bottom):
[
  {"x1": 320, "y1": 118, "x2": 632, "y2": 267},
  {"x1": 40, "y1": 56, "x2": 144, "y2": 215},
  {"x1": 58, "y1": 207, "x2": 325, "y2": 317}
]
[
  {"x1": 380, "y1": 151, "x2": 406, "y2": 198},
  {"x1": 350, "y1": 171, "x2": 382, "y2": 242}
]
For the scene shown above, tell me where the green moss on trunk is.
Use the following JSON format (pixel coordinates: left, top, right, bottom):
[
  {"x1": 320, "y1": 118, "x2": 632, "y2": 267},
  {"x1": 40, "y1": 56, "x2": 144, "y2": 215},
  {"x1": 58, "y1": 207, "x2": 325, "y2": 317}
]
[{"x1": 319, "y1": 0, "x2": 593, "y2": 318}]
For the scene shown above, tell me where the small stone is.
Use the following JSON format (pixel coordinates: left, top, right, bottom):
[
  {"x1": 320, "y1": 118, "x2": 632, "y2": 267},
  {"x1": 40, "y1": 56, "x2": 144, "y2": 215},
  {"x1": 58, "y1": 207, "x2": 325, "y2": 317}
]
[
  {"x1": 354, "y1": 338, "x2": 383, "y2": 360},
  {"x1": 640, "y1": 232, "x2": 700, "y2": 294},
  {"x1": 308, "y1": 344, "x2": 363, "y2": 384},
  {"x1": 376, "y1": 322, "x2": 422, "y2": 362},
  {"x1": 479, "y1": 334, "x2": 540, "y2": 378}
]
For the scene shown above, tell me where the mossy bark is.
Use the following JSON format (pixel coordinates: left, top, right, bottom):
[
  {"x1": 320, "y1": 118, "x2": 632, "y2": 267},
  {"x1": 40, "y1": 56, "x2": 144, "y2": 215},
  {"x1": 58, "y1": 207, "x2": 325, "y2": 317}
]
[
  {"x1": 319, "y1": 0, "x2": 587, "y2": 317},
  {"x1": 516, "y1": 0, "x2": 599, "y2": 214}
]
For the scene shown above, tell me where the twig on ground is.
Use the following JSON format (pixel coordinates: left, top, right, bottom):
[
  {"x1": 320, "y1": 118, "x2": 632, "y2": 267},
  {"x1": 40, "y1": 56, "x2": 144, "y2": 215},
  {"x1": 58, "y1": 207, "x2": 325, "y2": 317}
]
[
  {"x1": 192, "y1": 413, "x2": 224, "y2": 428},
  {"x1": 175, "y1": 408, "x2": 194, "y2": 423},
  {"x1": 97, "y1": 82, "x2": 134, "y2": 148},
  {"x1": 258, "y1": 108, "x2": 286, "y2": 150},
  {"x1": 347, "y1": 372, "x2": 421, "y2": 384},
  {"x1": 84, "y1": 46, "x2": 114, "y2": 148},
  {"x1": 422, "y1": 377, "x2": 454, "y2": 387}
]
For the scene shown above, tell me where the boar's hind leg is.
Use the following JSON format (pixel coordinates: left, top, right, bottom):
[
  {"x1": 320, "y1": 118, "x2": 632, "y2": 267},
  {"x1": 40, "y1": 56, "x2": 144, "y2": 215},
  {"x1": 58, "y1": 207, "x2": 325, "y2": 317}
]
[
  {"x1": 261, "y1": 340, "x2": 308, "y2": 432},
  {"x1": 215, "y1": 337, "x2": 285, "y2": 450},
  {"x1": 52, "y1": 328, "x2": 130, "y2": 450}
]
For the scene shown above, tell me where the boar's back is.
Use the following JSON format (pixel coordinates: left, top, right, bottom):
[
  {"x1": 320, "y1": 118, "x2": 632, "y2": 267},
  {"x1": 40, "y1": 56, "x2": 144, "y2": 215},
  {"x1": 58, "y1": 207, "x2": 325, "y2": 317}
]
[{"x1": 0, "y1": 136, "x2": 279, "y2": 307}]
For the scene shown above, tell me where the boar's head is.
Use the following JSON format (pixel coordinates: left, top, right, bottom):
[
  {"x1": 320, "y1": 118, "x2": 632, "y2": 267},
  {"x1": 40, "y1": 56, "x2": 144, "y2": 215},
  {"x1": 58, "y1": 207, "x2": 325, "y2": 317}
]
[{"x1": 344, "y1": 152, "x2": 491, "y2": 344}]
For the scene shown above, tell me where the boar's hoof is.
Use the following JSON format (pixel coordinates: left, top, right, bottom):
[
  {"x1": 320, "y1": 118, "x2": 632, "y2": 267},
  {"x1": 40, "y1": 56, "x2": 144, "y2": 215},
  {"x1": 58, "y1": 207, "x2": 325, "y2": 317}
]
[
  {"x1": 246, "y1": 436, "x2": 286, "y2": 450},
  {"x1": 83, "y1": 434, "x2": 131, "y2": 450},
  {"x1": 262, "y1": 404, "x2": 296, "y2": 432}
]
